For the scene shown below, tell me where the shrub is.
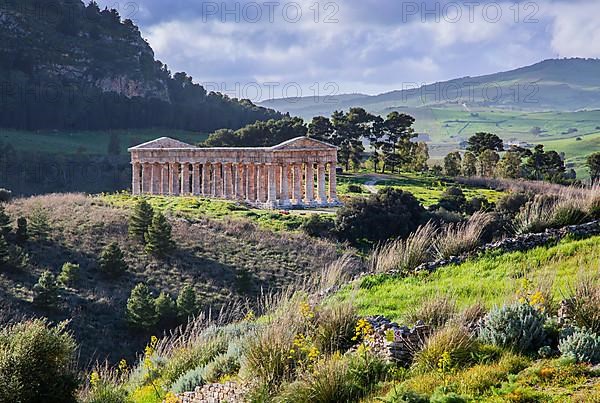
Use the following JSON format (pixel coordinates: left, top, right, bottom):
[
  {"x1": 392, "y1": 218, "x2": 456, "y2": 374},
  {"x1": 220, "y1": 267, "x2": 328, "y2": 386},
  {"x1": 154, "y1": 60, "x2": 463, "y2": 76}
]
[
  {"x1": 170, "y1": 365, "x2": 205, "y2": 394},
  {"x1": 177, "y1": 285, "x2": 198, "y2": 320},
  {"x1": 99, "y1": 242, "x2": 128, "y2": 277},
  {"x1": 565, "y1": 272, "x2": 600, "y2": 334},
  {"x1": 0, "y1": 188, "x2": 12, "y2": 203},
  {"x1": 145, "y1": 212, "x2": 175, "y2": 257},
  {"x1": 335, "y1": 188, "x2": 429, "y2": 245},
  {"x1": 202, "y1": 353, "x2": 240, "y2": 383},
  {"x1": 15, "y1": 217, "x2": 28, "y2": 245},
  {"x1": 0, "y1": 205, "x2": 10, "y2": 235},
  {"x1": 437, "y1": 186, "x2": 467, "y2": 213},
  {"x1": 0, "y1": 236, "x2": 9, "y2": 269},
  {"x1": 314, "y1": 302, "x2": 358, "y2": 354},
  {"x1": 588, "y1": 197, "x2": 600, "y2": 219},
  {"x1": 33, "y1": 270, "x2": 59, "y2": 308},
  {"x1": 162, "y1": 336, "x2": 228, "y2": 386},
  {"x1": 128, "y1": 199, "x2": 154, "y2": 242},
  {"x1": 496, "y1": 192, "x2": 530, "y2": 215},
  {"x1": 479, "y1": 303, "x2": 546, "y2": 353},
  {"x1": 57, "y1": 262, "x2": 80, "y2": 286},
  {"x1": 347, "y1": 184, "x2": 365, "y2": 193},
  {"x1": 300, "y1": 214, "x2": 334, "y2": 238},
  {"x1": 550, "y1": 204, "x2": 589, "y2": 228},
  {"x1": 435, "y1": 212, "x2": 494, "y2": 259},
  {"x1": 0, "y1": 319, "x2": 78, "y2": 403},
  {"x1": 369, "y1": 222, "x2": 437, "y2": 274},
  {"x1": 558, "y1": 328, "x2": 600, "y2": 364},
  {"x1": 412, "y1": 325, "x2": 479, "y2": 373},
  {"x1": 405, "y1": 295, "x2": 457, "y2": 330},
  {"x1": 126, "y1": 283, "x2": 158, "y2": 330},
  {"x1": 155, "y1": 292, "x2": 177, "y2": 327},
  {"x1": 513, "y1": 195, "x2": 558, "y2": 234}
]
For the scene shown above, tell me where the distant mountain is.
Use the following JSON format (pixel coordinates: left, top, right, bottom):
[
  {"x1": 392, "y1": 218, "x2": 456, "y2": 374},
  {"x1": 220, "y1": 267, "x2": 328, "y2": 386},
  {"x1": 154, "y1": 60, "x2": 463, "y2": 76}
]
[
  {"x1": 260, "y1": 59, "x2": 600, "y2": 119},
  {"x1": 0, "y1": 0, "x2": 283, "y2": 131}
]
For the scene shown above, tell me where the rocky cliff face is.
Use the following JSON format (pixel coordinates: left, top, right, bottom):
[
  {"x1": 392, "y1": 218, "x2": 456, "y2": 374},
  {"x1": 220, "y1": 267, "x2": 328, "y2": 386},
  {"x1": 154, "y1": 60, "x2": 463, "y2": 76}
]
[{"x1": 0, "y1": 0, "x2": 170, "y2": 102}]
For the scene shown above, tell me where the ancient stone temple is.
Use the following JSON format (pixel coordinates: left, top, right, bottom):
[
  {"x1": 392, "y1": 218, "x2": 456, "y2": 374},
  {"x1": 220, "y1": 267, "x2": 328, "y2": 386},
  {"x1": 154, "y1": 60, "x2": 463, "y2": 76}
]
[{"x1": 128, "y1": 137, "x2": 341, "y2": 208}]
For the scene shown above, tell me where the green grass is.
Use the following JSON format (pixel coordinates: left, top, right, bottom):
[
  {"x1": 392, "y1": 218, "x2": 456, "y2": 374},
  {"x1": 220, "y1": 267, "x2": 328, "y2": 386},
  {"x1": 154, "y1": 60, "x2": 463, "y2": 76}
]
[
  {"x1": 100, "y1": 192, "x2": 320, "y2": 232},
  {"x1": 337, "y1": 172, "x2": 505, "y2": 206},
  {"x1": 332, "y1": 235, "x2": 600, "y2": 324},
  {"x1": 0, "y1": 128, "x2": 207, "y2": 155}
]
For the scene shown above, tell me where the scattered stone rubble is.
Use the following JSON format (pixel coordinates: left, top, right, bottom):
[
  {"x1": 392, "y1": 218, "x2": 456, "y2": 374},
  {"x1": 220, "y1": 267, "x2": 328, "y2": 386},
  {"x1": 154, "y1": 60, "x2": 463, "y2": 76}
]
[
  {"x1": 176, "y1": 381, "x2": 247, "y2": 403},
  {"x1": 362, "y1": 316, "x2": 431, "y2": 367}
]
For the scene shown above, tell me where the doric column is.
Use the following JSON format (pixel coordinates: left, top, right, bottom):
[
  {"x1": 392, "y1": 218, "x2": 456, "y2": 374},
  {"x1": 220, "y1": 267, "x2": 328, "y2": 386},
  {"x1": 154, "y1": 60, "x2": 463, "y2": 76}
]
[
  {"x1": 214, "y1": 163, "x2": 223, "y2": 198},
  {"x1": 223, "y1": 163, "x2": 233, "y2": 199},
  {"x1": 328, "y1": 162, "x2": 339, "y2": 203},
  {"x1": 246, "y1": 164, "x2": 256, "y2": 202},
  {"x1": 141, "y1": 163, "x2": 152, "y2": 194},
  {"x1": 256, "y1": 164, "x2": 266, "y2": 203},
  {"x1": 304, "y1": 163, "x2": 315, "y2": 205},
  {"x1": 180, "y1": 163, "x2": 190, "y2": 195},
  {"x1": 161, "y1": 163, "x2": 169, "y2": 195},
  {"x1": 280, "y1": 164, "x2": 290, "y2": 207},
  {"x1": 192, "y1": 163, "x2": 201, "y2": 195},
  {"x1": 152, "y1": 163, "x2": 162, "y2": 195},
  {"x1": 169, "y1": 162, "x2": 180, "y2": 195},
  {"x1": 236, "y1": 163, "x2": 245, "y2": 199},
  {"x1": 292, "y1": 163, "x2": 303, "y2": 205},
  {"x1": 317, "y1": 163, "x2": 327, "y2": 205},
  {"x1": 267, "y1": 164, "x2": 277, "y2": 207},
  {"x1": 132, "y1": 162, "x2": 141, "y2": 195},
  {"x1": 202, "y1": 163, "x2": 211, "y2": 196}
]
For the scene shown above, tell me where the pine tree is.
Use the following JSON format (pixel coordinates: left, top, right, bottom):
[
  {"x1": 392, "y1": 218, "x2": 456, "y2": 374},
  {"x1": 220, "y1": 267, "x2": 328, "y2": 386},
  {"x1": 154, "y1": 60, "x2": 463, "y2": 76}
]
[
  {"x1": 29, "y1": 205, "x2": 50, "y2": 240},
  {"x1": 0, "y1": 205, "x2": 11, "y2": 236},
  {"x1": 0, "y1": 235, "x2": 10, "y2": 268},
  {"x1": 128, "y1": 199, "x2": 154, "y2": 242},
  {"x1": 33, "y1": 271, "x2": 59, "y2": 308},
  {"x1": 15, "y1": 217, "x2": 28, "y2": 245},
  {"x1": 99, "y1": 242, "x2": 128, "y2": 277},
  {"x1": 145, "y1": 212, "x2": 175, "y2": 257},
  {"x1": 177, "y1": 285, "x2": 198, "y2": 320},
  {"x1": 127, "y1": 283, "x2": 158, "y2": 329},
  {"x1": 57, "y1": 262, "x2": 80, "y2": 286},
  {"x1": 155, "y1": 292, "x2": 177, "y2": 326}
]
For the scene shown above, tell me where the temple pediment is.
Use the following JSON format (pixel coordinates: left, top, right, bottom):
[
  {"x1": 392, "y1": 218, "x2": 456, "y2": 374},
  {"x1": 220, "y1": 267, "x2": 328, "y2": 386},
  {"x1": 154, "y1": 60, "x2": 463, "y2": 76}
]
[
  {"x1": 128, "y1": 137, "x2": 196, "y2": 150},
  {"x1": 270, "y1": 137, "x2": 338, "y2": 151}
]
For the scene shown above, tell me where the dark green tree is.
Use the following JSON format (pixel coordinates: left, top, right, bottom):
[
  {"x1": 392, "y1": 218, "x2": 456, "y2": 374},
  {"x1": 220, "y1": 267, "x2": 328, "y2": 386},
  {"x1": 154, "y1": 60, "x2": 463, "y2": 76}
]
[
  {"x1": 177, "y1": 285, "x2": 198, "y2": 320},
  {"x1": 376, "y1": 112, "x2": 417, "y2": 173},
  {"x1": 155, "y1": 291, "x2": 177, "y2": 327},
  {"x1": 478, "y1": 149, "x2": 500, "y2": 177},
  {"x1": 307, "y1": 116, "x2": 334, "y2": 142},
  {"x1": 29, "y1": 205, "x2": 50, "y2": 240},
  {"x1": 462, "y1": 152, "x2": 478, "y2": 176},
  {"x1": 15, "y1": 217, "x2": 28, "y2": 245},
  {"x1": 99, "y1": 242, "x2": 128, "y2": 277},
  {"x1": 467, "y1": 132, "x2": 504, "y2": 156},
  {"x1": 0, "y1": 205, "x2": 11, "y2": 236},
  {"x1": 128, "y1": 199, "x2": 154, "y2": 242},
  {"x1": 33, "y1": 271, "x2": 59, "y2": 308},
  {"x1": 0, "y1": 236, "x2": 10, "y2": 268},
  {"x1": 444, "y1": 152, "x2": 462, "y2": 176},
  {"x1": 525, "y1": 145, "x2": 566, "y2": 182},
  {"x1": 126, "y1": 283, "x2": 158, "y2": 330},
  {"x1": 57, "y1": 262, "x2": 80, "y2": 287},
  {"x1": 145, "y1": 212, "x2": 175, "y2": 257},
  {"x1": 497, "y1": 150, "x2": 523, "y2": 179},
  {"x1": 587, "y1": 152, "x2": 600, "y2": 181}
]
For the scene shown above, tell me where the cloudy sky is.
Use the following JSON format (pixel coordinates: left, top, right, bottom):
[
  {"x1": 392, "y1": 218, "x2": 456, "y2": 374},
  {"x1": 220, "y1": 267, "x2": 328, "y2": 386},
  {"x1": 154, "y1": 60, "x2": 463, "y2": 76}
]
[{"x1": 96, "y1": 0, "x2": 600, "y2": 101}]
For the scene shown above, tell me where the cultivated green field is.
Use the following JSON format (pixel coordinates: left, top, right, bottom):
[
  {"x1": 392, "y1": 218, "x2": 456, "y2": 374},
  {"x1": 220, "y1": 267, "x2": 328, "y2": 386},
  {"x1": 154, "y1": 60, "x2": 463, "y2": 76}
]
[
  {"x1": 0, "y1": 128, "x2": 207, "y2": 155},
  {"x1": 332, "y1": 235, "x2": 600, "y2": 324}
]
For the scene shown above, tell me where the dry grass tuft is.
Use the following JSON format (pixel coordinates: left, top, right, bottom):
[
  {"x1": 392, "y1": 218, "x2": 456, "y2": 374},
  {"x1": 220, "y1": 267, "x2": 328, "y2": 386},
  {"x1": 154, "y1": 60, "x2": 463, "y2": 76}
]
[{"x1": 434, "y1": 212, "x2": 495, "y2": 259}]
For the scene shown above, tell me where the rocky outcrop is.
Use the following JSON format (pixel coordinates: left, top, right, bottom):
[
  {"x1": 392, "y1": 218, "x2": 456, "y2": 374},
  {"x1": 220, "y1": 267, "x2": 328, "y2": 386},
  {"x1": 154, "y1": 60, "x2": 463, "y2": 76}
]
[{"x1": 176, "y1": 382, "x2": 247, "y2": 403}]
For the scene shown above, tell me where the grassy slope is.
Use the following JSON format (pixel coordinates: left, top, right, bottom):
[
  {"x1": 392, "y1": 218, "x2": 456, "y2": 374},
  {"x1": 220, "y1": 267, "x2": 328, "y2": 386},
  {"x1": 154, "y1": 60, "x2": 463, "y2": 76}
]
[
  {"x1": 0, "y1": 129, "x2": 207, "y2": 155},
  {"x1": 332, "y1": 235, "x2": 600, "y2": 324},
  {"x1": 2, "y1": 194, "x2": 339, "y2": 363}
]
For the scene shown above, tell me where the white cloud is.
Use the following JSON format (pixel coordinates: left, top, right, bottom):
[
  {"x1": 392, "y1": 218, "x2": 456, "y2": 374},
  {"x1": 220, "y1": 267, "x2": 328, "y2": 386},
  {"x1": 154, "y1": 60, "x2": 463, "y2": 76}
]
[{"x1": 546, "y1": 1, "x2": 600, "y2": 58}]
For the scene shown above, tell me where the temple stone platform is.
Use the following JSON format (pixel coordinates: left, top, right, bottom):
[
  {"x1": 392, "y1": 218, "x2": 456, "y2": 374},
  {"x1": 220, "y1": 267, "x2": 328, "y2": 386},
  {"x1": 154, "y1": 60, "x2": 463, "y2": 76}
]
[{"x1": 128, "y1": 136, "x2": 342, "y2": 209}]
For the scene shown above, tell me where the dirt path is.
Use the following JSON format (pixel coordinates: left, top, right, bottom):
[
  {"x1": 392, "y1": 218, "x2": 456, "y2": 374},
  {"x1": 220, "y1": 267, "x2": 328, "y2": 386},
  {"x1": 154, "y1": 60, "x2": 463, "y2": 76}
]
[{"x1": 361, "y1": 173, "x2": 397, "y2": 194}]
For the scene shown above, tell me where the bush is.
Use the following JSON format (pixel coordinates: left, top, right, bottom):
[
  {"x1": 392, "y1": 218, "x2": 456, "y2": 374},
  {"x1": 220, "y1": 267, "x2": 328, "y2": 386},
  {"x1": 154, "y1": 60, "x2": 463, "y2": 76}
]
[
  {"x1": 33, "y1": 270, "x2": 59, "y2": 308},
  {"x1": 0, "y1": 319, "x2": 78, "y2": 403},
  {"x1": 558, "y1": 328, "x2": 600, "y2": 364},
  {"x1": 405, "y1": 295, "x2": 456, "y2": 330},
  {"x1": 550, "y1": 205, "x2": 589, "y2": 228},
  {"x1": 155, "y1": 292, "x2": 177, "y2": 327},
  {"x1": 0, "y1": 188, "x2": 12, "y2": 203},
  {"x1": 496, "y1": 193, "x2": 530, "y2": 215},
  {"x1": 300, "y1": 214, "x2": 335, "y2": 238},
  {"x1": 145, "y1": 212, "x2": 175, "y2": 257},
  {"x1": 437, "y1": 186, "x2": 467, "y2": 213},
  {"x1": 202, "y1": 353, "x2": 240, "y2": 383},
  {"x1": 335, "y1": 188, "x2": 429, "y2": 245},
  {"x1": 170, "y1": 365, "x2": 205, "y2": 394},
  {"x1": 15, "y1": 217, "x2": 28, "y2": 245},
  {"x1": 126, "y1": 283, "x2": 158, "y2": 330},
  {"x1": 347, "y1": 184, "x2": 364, "y2": 193},
  {"x1": 57, "y1": 262, "x2": 80, "y2": 286},
  {"x1": 177, "y1": 285, "x2": 198, "y2": 320},
  {"x1": 412, "y1": 325, "x2": 479, "y2": 373},
  {"x1": 479, "y1": 303, "x2": 546, "y2": 353},
  {"x1": 162, "y1": 336, "x2": 228, "y2": 386},
  {"x1": 99, "y1": 242, "x2": 128, "y2": 277},
  {"x1": 314, "y1": 302, "x2": 358, "y2": 354},
  {"x1": 0, "y1": 205, "x2": 10, "y2": 235}
]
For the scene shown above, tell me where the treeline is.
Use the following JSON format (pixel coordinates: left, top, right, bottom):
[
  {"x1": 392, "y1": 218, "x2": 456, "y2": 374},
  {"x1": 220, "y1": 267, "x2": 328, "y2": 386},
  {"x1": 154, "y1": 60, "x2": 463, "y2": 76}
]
[
  {"x1": 205, "y1": 108, "x2": 429, "y2": 172},
  {"x1": 443, "y1": 132, "x2": 575, "y2": 184},
  {"x1": 0, "y1": 1, "x2": 283, "y2": 131}
]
